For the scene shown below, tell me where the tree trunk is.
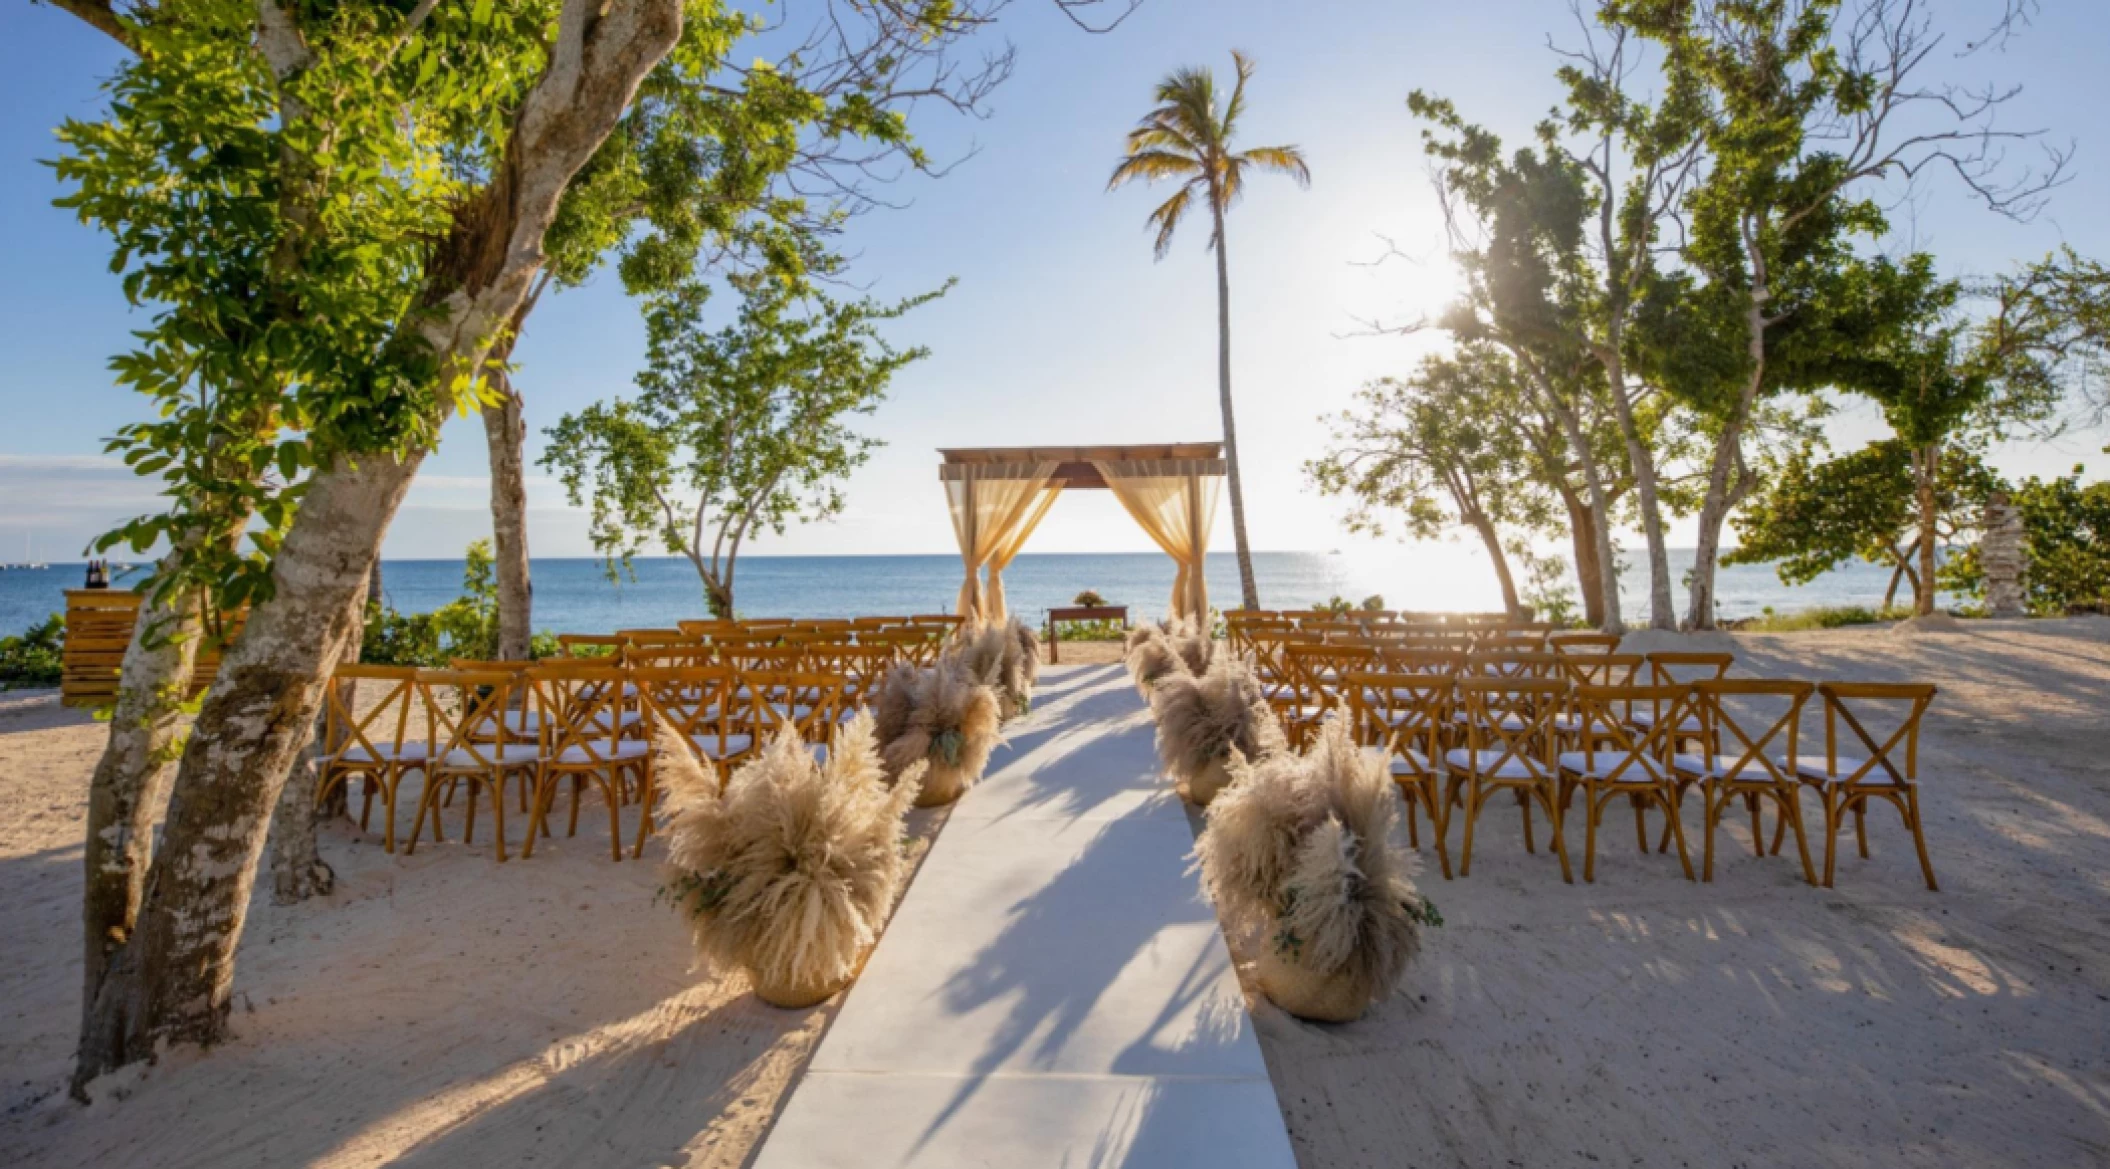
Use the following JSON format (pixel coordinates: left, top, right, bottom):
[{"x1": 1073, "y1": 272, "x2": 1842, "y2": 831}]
[
  {"x1": 1603, "y1": 358, "x2": 1676, "y2": 630},
  {"x1": 1465, "y1": 512, "x2": 1522, "y2": 617},
  {"x1": 1563, "y1": 490, "x2": 1606, "y2": 629},
  {"x1": 267, "y1": 569, "x2": 371, "y2": 904},
  {"x1": 70, "y1": 0, "x2": 681, "y2": 1091},
  {"x1": 1210, "y1": 197, "x2": 1259, "y2": 611},
  {"x1": 1686, "y1": 363, "x2": 1766, "y2": 630},
  {"x1": 73, "y1": 454, "x2": 426, "y2": 1092},
  {"x1": 1534, "y1": 374, "x2": 1623, "y2": 634},
  {"x1": 1915, "y1": 442, "x2": 1940, "y2": 616},
  {"x1": 482, "y1": 370, "x2": 534, "y2": 660},
  {"x1": 77, "y1": 561, "x2": 205, "y2": 1070}
]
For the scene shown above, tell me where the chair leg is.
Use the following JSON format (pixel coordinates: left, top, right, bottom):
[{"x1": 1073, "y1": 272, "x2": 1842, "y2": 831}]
[
  {"x1": 1661, "y1": 790, "x2": 1696, "y2": 881},
  {"x1": 488, "y1": 778, "x2": 509, "y2": 863},
  {"x1": 604, "y1": 776, "x2": 625, "y2": 862},
  {"x1": 523, "y1": 776, "x2": 554, "y2": 859},
  {"x1": 1632, "y1": 795, "x2": 1648, "y2": 854},
  {"x1": 1583, "y1": 789, "x2": 1600, "y2": 884},
  {"x1": 1780, "y1": 788, "x2": 1819, "y2": 886},
  {"x1": 1540, "y1": 785, "x2": 1573, "y2": 884},
  {"x1": 1519, "y1": 791, "x2": 1536, "y2": 855},
  {"x1": 1822, "y1": 792, "x2": 1842, "y2": 888},
  {"x1": 1905, "y1": 788, "x2": 1939, "y2": 892},
  {"x1": 630, "y1": 761, "x2": 657, "y2": 860},
  {"x1": 1404, "y1": 795, "x2": 1420, "y2": 848},
  {"x1": 1748, "y1": 793, "x2": 1764, "y2": 857},
  {"x1": 463, "y1": 783, "x2": 479, "y2": 846},
  {"x1": 1701, "y1": 784, "x2": 1720, "y2": 883},
  {"x1": 567, "y1": 777, "x2": 584, "y2": 838},
  {"x1": 1855, "y1": 803, "x2": 1870, "y2": 858},
  {"x1": 1426, "y1": 782, "x2": 1454, "y2": 881},
  {"x1": 1459, "y1": 783, "x2": 1484, "y2": 878},
  {"x1": 360, "y1": 777, "x2": 376, "y2": 832}
]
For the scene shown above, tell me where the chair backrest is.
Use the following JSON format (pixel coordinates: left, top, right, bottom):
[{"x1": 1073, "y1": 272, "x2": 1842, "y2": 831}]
[
  {"x1": 1569, "y1": 683, "x2": 1692, "y2": 783},
  {"x1": 325, "y1": 664, "x2": 419, "y2": 761},
  {"x1": 1550, "y1": 632, "x2": 1621, "y2": 655},
  {"x1": 448, "y1": 658, "x2": 533, "y2": 673},
  {"x1": 527, "y1": 662, "x2": 631, "y2": 767},
  {"x1": 556, "y1": 634, "x2": 623, "y2": 659},
  {"x1": 739, "y1": 671, "x2": 848, "y2": 742},
  {"x1": 624, "y1": 644, "x2": 716, "y2": 670},
  {"x1": 1648, "y1": 651, "x2": 1734, "y2": 686},
  {"x1": 1375, "y1": 646, "x2": 1466, "y2": 675},
  {"x1": 1284, "y1": 643, "x2": 1375, "y2": 707},
  {"x1": 1557, "y1": 652, "x2": 1644, "y2": 688},
  {"x1": 1466, "y1": 650, "x2": 1563, "y2": 680},
  {"x1": 826, "y1": 645, "x2": 895, "y2": 710},
  {"x1": 677, "y1": 618, "x2": 739, "y2": 639},
  {"x1": 1455, "y1": 677, "x2": 1567, "y2": 777},
  {"x1": 631, "y1": 666, "x2": 733, "y2": 751},
  {"x1": 908, "y1": 614, "x2": 965, "y2": 629},
  {"x1": 739, "y1": 617, "x2": 796, "y2": 630},
  {"x1": 1815, "y1": 681, "x2": 1937, "y2": 783},
  {"x1": 616, "y1": 629, "x2": 692, "y2": 648},
  {"x1": 418, "y1": 670, "x2": 517, "y2": 771},
  {"x1": 1692, "y1": 678, "x2": 1815, "y2": 784},
  {"x1": 1344, "y1": 668, "x2": 1453, "y2": 763}
]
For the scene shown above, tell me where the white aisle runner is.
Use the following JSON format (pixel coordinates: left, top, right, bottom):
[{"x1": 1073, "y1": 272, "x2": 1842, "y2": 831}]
[{"x1": 751, "y1": 663, "x2": 1297, "y2": 1169}]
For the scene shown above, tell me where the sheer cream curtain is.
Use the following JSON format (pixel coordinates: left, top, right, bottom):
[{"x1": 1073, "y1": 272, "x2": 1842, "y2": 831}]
[
  {"x1": 943, "y1": 462, "x2": 1060, "y2": 626},
  {"x1": 984, "y1": 484, "x2": 1062, "y2": 622},
  {"x1": 1091, "y1": 459, "x2": 1223, "y2": 621}
]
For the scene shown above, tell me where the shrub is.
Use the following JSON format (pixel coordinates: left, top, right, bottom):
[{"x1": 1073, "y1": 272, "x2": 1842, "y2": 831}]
[
  {"x1": 0, "y1": 613, "x2": 65, "y2": 689},
  {"x1": 1735, "y1": 604, "x2": 1909, "y2": 632},
  {"x1": 1073, "y1": 589, "x2": 1108, "y2": 608},
  {"x1": 1948, "y1": 469, "x2": 2110, "y2": 615}
]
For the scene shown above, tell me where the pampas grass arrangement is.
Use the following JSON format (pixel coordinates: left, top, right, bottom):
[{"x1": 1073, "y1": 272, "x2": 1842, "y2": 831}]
[
  {"x1": 1194, "y1": 714, "x2": 1440, "y2": 1022},
  {"x1": 1166, "y1": 618, "x2": 1215, "y2": 676},
  {"x1": 941, "y1": 618, "x2": 1038, "y2": 722},
  {"x1": 1123, "y1": 625, "x2": 1188, "y2": 697},
  {"x1": 870, "y1": 661, "x2": 1003, "y2": 807},
  {"x1": 656, "y1": 713, "x2": 925, "y2": 1008},
  {"x1": 1148, "y1": 656, "x2": 1286, "y2": 806}
]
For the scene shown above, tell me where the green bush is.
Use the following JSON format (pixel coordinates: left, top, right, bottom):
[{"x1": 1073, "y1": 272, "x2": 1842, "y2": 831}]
[
  {"x1": 1051, "y1": 617, "x2": 1127, "y2": 641},
  {"x1": 1948, "y1": 468, "x2": 2110, "y2": 615},
  {"x1": 0, "y1": 613, "x2": 65, "y2": 689},
  {"x1": 1736, "y1": 604, "x2": 1910, "y2": 632},
  {"x1": 1073, "y1": 589, "x2": 1108, "y2": 608},
  {"x1": 360, "y1": 540, "x2": 558, "y2": 666}
]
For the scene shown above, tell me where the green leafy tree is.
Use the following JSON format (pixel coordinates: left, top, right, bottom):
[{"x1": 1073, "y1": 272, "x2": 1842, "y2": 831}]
[
  {"x1": 1108, "y1": 50, "x2": 1310, "y2": 612},
  {"x1": 1309, "y1": 347, "x2": 1562, "y2": 617},
  {"x1": 1613, "y1": 0, "x2": 2067, "y2": 628},
  {"x1": 0, "y1": 614, "x2": 66, "y2": 689},
  {"x1": 1946, "y1": 470, "x2": 2110, "y2": 614},
  {"x1": 1728, "y1": 440, "x2": 2003, "y2": 610},
  {"x1": 544, "y1": 275, "x2": 944, "y2": 617}
]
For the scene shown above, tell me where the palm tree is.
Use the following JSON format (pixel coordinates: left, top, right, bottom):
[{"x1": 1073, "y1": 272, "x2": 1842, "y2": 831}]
[{"x1": 1109, "y1": 50, "x2": 1309, "y2": 612}]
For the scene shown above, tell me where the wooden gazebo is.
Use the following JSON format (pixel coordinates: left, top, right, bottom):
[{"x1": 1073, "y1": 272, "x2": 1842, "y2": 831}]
[{"x1": 937, "y1": 442, "x2": 1226, "y2": 625}]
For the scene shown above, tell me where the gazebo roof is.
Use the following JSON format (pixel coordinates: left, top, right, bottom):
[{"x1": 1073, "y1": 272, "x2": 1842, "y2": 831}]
[{"x1": 936, "y1": 442, "x2": 1224, "y2": 489}]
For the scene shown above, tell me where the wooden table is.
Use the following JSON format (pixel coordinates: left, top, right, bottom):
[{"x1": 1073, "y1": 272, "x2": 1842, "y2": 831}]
[{"x1": 1044, "y1": 605, "x2": 1129, "y2": 664}]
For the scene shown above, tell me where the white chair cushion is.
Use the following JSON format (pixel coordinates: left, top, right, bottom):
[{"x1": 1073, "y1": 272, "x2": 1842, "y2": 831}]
[
  {"x1": 330, "y1": 742, "x2": 428, "y2": 764},
  {"x1": 693, "y1": 733, "x2": 755, "y2": 760},
  {"x1": 1672, "y1": 753, "x2": 1788, "y2": 781},
  {"x1": 554, "y1": 741, "x2": 650, "y2": 765},
  {"x1": 1444, "y1": 748, "x2": 1546, "y2": 781},
  {"x1": 590, "y1": 709, "x2": 644, "y2": 730},
  {"x1": 1389, "y1": 748, "x2": 1436, "y2": 777},
  {"x1": 1558, "y1": 750, "x2": 1667, "y2": 782},
  {"x1": 1784, "y1": 754, "x2": 1908, "y2": 785},
  {"x1": 435, "y1": 744, "x2": 542, "y2": 770},
  {"x1": 1629, "y1": 710, "x2": 1703, "y2": 733}
]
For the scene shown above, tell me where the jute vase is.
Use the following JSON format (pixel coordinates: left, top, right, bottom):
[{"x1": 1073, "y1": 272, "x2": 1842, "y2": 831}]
[{"x1": 1256, "y1": 946, "x2": 1377, "y2": 1023}]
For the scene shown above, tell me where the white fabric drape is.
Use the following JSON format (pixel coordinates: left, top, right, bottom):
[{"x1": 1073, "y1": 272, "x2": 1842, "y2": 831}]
[
  {"x1": 1091, "y1": 459, "x2": 1222, "y2": 622},
  {"x1": 984, "y1": 484, "x2": 1062, "y2": 623},
  {"x1": 943, "y1": 462, "x2": 1060, "y2": 626}
]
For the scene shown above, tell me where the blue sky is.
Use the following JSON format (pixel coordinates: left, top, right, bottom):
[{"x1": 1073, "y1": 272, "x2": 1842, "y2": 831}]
[{"x1": 2, "y1": 0, "x2": 2105, "y2": 566}]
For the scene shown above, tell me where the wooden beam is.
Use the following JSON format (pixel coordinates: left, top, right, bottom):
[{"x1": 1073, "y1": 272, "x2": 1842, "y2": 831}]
[{"x1": 937, "y1": 442, "x2": 1223, "y2": 466}]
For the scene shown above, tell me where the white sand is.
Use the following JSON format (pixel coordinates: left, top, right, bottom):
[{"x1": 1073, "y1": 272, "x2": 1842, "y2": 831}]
[
  {"x1": 4, "y1": 618, "x2": 2108, "y2": 1167},
  {"x1": 0, "y1": 693, "x2": 948, "y2": 1169},
  {"x1": 1232, "y1": 617, "x2": 2110, "y2": 1168}
]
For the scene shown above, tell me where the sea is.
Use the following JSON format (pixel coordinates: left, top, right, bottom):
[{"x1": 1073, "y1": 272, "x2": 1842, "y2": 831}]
[{"x1": 0, "y1": 548, "x2": 1945, "y2": 638}]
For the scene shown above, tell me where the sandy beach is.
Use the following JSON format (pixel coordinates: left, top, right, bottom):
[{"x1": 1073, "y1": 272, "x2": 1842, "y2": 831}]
[{"x1": 3, "y1": 618, "x2": 2108, "y2": 1167}]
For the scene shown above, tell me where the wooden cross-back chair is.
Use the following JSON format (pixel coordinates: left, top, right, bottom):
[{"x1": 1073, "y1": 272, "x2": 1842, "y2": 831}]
[
  {"x1": 822, "y1": 645, "x2": 895, "y2": 716},
  {"x1": 1346, "y1": 668, "x2": 1458, "y2": 879},
  {"x1": 1551, "y1": 653, "x2": 1644, "y2": 749},
  {"x1": 1280, "y1": 643, "x2": 1375, "y2": 745},
  {"x1": 1774, "y1": 682, "x2": 1940, "y2": 890},
  {"x1": 1635, "y1": 651, "x2": 1731, "y2": 751},
  {"x1": 1678, "y1": 678, "x2": 1818, "y2": 885},
  {"x1": 405, "y1": 670, "x2": 539, "y2": 862},
  {"x1": 623, "y1": 666, "x2": 736, "y2": 849},
  {"x1": 1374, "y1": 646, "x2": 1466, "y2": 677},
  {"x1": 1559, "y1": 683, "x2": 1696, "y2": 883},
  {"x1": 616, "y1": 629, "x2": 693, "y2": 651},
  {"x1": 555, "y1": 633, "x2": 624, "y2": 659},
  {"x1": 738, "y1": 672, "x2": 848, "y2": 753},
  {"x1": 318, "y1": 664, "x2": 424, "y2": 853},
  {"x1": 522, "y1": 662, "x2": 649, "y2": 861},
  {"x1": 677, "y1": 618, "x2": 739, "y2": 639},
  {"x1": 1549, "y1": 632, "x2": 1622, "y2": 655},
  {"x1": 1447, "y1": 677, "x2": 1573, "y2": 883}
]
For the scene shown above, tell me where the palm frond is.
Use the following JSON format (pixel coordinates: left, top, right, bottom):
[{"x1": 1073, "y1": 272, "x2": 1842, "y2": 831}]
[
  {"x1": 1146, "y1": 183, "x2": 1199, "y2": 259},
  {"x1": 1223, "y1": 49, "x2": 1255, "y2": 136},
  {"x1": 1107, "y1": 148, "x2": 1202, "y2": 191},
  {"x1": 1237, "y1": 144, "x2": 1310, "y2": 188}
]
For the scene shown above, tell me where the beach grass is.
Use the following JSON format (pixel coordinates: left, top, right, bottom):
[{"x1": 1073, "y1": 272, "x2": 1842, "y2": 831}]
[{"x1": 1736, "y1": 604, "x2": 1915, "y2": 632}]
